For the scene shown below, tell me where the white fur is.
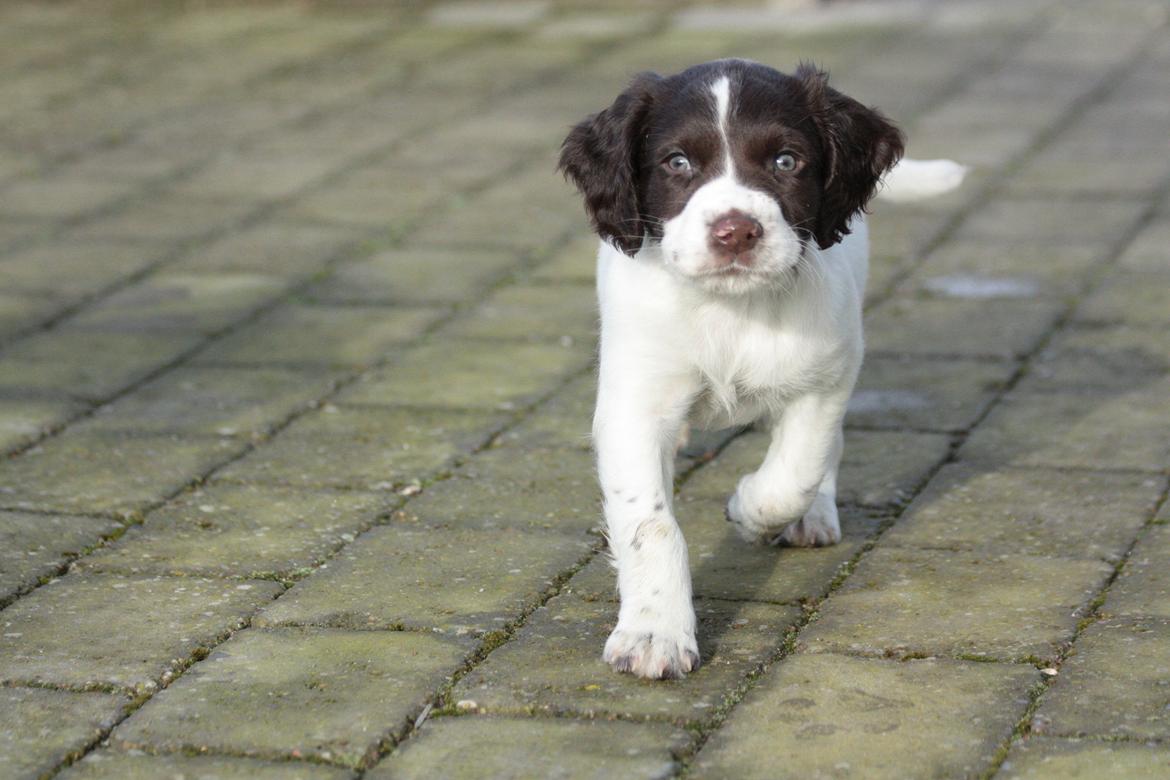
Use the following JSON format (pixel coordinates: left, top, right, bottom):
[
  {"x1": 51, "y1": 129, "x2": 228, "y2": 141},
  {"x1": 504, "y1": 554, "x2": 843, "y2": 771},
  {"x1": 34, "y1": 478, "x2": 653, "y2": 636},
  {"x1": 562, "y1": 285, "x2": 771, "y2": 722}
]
[
  {"x1": 712, "y1": 75, "x2": 735, "y2": 176},
  {"x1": 877, "y1": 158, "x2": 969, "y2": 203},
  {"x1": 592, "y1": 155, "x2": 962, "y2": 679},
  {"x1": 660, "y1": 175, "x2": 804, "y2": 293}
]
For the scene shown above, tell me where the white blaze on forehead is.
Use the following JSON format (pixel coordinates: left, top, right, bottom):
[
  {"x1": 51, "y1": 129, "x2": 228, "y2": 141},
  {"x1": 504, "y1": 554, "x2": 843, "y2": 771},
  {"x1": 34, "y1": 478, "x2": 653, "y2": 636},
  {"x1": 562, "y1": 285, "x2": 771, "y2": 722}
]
[{"x1": 710, "y1": 75, "x2": 735, "y2": 179}]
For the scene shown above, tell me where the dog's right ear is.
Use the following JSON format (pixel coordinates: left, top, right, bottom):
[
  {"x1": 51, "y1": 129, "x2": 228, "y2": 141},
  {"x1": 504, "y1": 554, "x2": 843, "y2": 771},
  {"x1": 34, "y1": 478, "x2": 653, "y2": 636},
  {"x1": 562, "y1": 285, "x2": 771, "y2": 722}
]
[{"x1": 558, "y1": 73, "x2": 660, "y2": 256}]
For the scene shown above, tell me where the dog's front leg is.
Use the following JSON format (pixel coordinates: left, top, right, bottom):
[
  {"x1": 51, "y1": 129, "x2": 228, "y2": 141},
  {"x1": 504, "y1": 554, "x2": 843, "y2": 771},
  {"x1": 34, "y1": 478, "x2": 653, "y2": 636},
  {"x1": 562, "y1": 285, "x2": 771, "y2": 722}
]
[
  {"x1": 594, "y1": 375, "x2": 700, "y2": 679},
  {"x1": 726, "y1": 390, "x2": 850, "y2": 547}
]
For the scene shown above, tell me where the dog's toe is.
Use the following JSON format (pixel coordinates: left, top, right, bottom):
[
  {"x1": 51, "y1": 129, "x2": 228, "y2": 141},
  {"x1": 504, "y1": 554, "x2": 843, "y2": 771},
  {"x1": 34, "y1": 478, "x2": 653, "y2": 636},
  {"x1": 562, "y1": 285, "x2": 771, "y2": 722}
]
[
  {"x1": 772, "y1": 496, "x2": 841, "y2": 547},
  {"x1": 603, "y1": 628, "x2": 700, "y2": 680}
]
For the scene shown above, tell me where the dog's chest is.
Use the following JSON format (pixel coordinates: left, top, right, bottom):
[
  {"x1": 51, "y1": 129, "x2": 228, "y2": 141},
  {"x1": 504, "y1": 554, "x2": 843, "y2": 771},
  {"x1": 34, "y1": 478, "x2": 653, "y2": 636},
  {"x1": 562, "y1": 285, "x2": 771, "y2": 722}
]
[{"x1": 686, "y1": 301, "x2": 847, "y2": 425}]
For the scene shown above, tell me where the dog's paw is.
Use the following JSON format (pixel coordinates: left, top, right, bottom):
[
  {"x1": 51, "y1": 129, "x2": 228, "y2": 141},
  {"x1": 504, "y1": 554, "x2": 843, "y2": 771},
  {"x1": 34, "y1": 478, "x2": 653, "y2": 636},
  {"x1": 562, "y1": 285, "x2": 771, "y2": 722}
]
[
  {"x1": 772, "y1": 494, "x2": 841, "y2": 547},
  {"x1": 603, "y1": 626, "x2": 700, "y2": 680},
  {"x1": 725, "y1": 475, "x2": 812, "y2": 544},
  {"x1": 725, "y1": 489, "x2": 771, "y2": 544}
]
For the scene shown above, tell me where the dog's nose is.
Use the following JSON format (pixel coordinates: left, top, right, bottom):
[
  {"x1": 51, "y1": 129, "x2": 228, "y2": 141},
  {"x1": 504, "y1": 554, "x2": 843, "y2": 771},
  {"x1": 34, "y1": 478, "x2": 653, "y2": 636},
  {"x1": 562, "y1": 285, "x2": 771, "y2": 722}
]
[{"x1": 710, "y1": 213, "x2": 763, "y2": 256}]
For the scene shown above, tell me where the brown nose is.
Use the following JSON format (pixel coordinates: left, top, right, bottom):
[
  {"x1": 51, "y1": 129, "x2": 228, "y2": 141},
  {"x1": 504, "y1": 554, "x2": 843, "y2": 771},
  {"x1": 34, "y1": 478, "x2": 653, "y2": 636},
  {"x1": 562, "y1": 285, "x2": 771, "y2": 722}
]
[{"x1": 710, "y1": 213, "x2": 763, "y2": 256}]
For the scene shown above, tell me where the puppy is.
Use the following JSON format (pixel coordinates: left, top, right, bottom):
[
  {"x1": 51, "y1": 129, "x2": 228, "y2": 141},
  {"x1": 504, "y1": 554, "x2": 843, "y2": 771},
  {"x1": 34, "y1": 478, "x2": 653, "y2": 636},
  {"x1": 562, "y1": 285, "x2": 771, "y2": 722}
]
[{"x1": 558, "y1": 59, "x2": 965, "y2": 679}]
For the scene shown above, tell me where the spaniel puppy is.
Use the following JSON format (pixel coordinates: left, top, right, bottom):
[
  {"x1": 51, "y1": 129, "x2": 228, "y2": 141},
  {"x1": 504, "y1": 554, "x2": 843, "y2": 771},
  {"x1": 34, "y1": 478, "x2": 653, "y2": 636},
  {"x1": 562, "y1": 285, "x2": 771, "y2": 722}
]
[{"x1": 559, "y1": 59, "x2": 965, "y2": 679}]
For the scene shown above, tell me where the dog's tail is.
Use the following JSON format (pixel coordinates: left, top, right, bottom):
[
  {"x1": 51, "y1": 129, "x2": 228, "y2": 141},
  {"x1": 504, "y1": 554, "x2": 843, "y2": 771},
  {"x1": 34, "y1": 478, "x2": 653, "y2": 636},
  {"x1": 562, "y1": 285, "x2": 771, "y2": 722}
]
[{"x1": 876, "y1": 158, "x2": 969, "y2": 203}]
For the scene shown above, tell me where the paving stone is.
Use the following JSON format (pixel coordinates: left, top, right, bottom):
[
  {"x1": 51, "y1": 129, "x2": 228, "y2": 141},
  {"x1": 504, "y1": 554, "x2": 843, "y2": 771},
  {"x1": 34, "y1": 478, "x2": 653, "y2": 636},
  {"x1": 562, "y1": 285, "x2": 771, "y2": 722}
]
[
  {"x1": 0, "y1": 239, "x2": 164, "y2": 298},
  {"x1": 196, "y1": 303, "x2": 445, "y2": 368},
  {"x1": 677, "y1": 496, "x2": 882, "y2": 603},
  {"x1": 585, "y1": 30, "x2": 772, "y2": 84},
  {"x1": 428, "y1": 1, "x2": 550, "y2": 28},
  {"x1": 0, "y1": 290, "x2": 64, "y2": 340},
  {"x1": 337, "y1": 339, "x2": 589, "y2": 410},
  {"x1": 0, "y1": 432, "x2": 240, "y2": 516},
  {"x1": 1025, "y1": 323, "x2": 1170, "y2": 391},
  {"x1": 256, "y1": 523, "x2": 592, "y2": 633},
  {"x1": 0, "y1": 511, "x2": 122, "y2": 603},
  {"x1": 60, "y1": 749, "x2": 352, "y2": 780},
  {"x1": 0, "y1": 218, "x2": 48, "y2": 251},
  {"x1": 691, "y1": 653, "x2": 1036, "y2": 780},
  {"x1": 996, "y1": 737, "x2": 1170, "y2": 779},
  {"x1": 881, "y1": 464, "x2": 1163, "y2": 561},
  {"x1": 953, "y1": 197, "x2": 1142, "y2": 245},
  {"x1": 847, "y1": 354, "x2": 1014, "y2": 432},
  {"x1": 72, "y1": 196, "x2": 254, "y2": 242},
  {"x1": 0, "y1": 396, "x2": 83, "y2": 452},
  {"x1": 1107, "y1": 524, "x2": 1170, "y2": 618},
  {"x1": 1033, "y1": 616, "x2": 1170, "y2": 739},
  {"x1": 403, "y1": 165, "x2": 579, "y2": 252},
  {"x1": 412, "y1": 37, "x2": 586, "y2": 98},
  {"x1": 864, "y1": 297, "x2": 1064, "y2": 359},
  {"x1": 911, "y1": 108, "x2": 1039, "y2": 169},
  {"x1": 914, "y1": 273, "x2": 1044, "y2": 301},
  {"x1": 958, "y1": 385, "x2": 1170, "y2": 472},
  {"x1": 0, "y1": 687, "x2": 128, "y2": 780},
  {"x1": 1003, "y1": 92, "x2": 1170, "y2": 193},
  {"x1": 69, "y1": 141, "x2": 203, "y2": 183},
  {"x1": 79, "y1": 365, "x2": 340, "y2": 437},
  {"x1": 73, "y1": 272, "x2": 289, "y2": 335},
  {"x1": 1119, "y1": 214, "x2": 1170, "y2": 272},
  {"x1": 0, "y1": 574, "x2": 282, "y2": 691},
  {"x1": 1005, "y1": 147, "x2": 1169, "y2": 197},
  {"x1": 174, "y1": 151, "x2": 342, "y2": 200},
  {"x1": 420, "y1": 97, "x2": 573, "y2": 154},
  {"x1": 452, "y1": 589, "x2": 799, "y2": 720},
  {"x1": 684, "y1": 429, "x2": 952, "y2": 509},
  {"x1": 369, "y1": 716, "x2": 685, "y2": 780},
  {"x1": 0, "y1": 328, "x2": 201, "y2": 401},
  {"x1": 1075, "y1": 271, "x2": 1170, "y2": 326},
  {"x1": 81, "y1": 483, "x2": 393, "y2": 579},
  {"x1": 395, "y1": 444, "x2": 600, "y2": 534},
  {"x1": 909, "y1": 238, "x2": 1103, "y2": 299},
  {"x1": 378, "y1": 121, "x2": 526, "y2": 180},
  {"x1": 440, "y1": 283, "x2": 598, "y2": 342},
  {"x1": 184, "y1": 219, "x2": 363, "y2": 277},
  {"x1": 216, "y1": 406, "x2": 504, "y2": 492},
  {"x1": 112, "y1": 628, "x2": 472, "y2": 768},
  {"x1": 798, "y1": 547, "x2": 1113, "y2": 662},
  {"x1": 0, "y1": 175, "x2": 134, "y2": 220},
  {"x1": 865, "y1": 204, "x2": 949, "y2": 263},
  {"x1": 311, "y1": 247, "x2": 519, "y2": 305},
  {"x1": 861, "y1": 253, "x2": 912, "y2": 308},
  {"x1": 287, "y1": 175, "x2": 449, "y2": 231},
  {"x1": 493, "y1": 372, "x2": 595, "y2": 451},
  {"x1": 530, "y1": 232, "x2": 598, "y2": 282},
  {"x1": 535, "y1": 9, "x2": 658, "y2": 38}
]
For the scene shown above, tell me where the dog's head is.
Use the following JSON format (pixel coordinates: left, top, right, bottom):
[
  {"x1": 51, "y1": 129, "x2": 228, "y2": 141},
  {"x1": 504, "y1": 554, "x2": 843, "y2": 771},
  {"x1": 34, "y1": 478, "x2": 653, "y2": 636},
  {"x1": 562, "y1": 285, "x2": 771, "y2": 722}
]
[{"x1": 559, "y1": 60, "x2": 904, "y2": 293}]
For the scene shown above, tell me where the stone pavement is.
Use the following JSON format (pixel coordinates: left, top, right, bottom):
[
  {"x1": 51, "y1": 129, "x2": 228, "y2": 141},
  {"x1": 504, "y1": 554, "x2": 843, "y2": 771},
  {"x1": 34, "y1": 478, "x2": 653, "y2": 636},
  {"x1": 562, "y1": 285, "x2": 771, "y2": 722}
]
[{"x1": 0, "y1": 0, "x2": 1168, "y2": 777}]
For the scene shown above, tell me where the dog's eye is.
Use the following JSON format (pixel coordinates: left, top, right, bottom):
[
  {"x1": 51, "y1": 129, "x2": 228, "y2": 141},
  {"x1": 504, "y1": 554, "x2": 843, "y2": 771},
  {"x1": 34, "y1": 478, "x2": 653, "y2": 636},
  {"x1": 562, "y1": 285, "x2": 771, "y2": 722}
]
[
  {"x1": 664, "y1": 153, "x2": 693, "y2": 174},
  {"x1": 773, "y1": 152, "x2": 798, "y2": 173}
]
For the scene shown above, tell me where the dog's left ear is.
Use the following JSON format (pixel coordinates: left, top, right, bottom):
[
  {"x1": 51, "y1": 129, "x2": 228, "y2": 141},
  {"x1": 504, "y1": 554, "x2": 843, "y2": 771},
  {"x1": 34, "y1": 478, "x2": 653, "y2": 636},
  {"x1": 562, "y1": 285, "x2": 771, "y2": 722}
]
[
  {"x1": 798, "y1": 63, "x2": 905, "y2": 250},
  {"x1": 558, "y1": 72, "x2": 661, "y2": 256}
]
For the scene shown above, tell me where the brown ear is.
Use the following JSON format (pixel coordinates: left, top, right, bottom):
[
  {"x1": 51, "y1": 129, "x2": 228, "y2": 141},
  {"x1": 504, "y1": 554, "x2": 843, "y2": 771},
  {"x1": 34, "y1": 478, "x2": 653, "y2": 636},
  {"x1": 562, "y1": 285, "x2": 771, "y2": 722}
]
[
  {"x1": 557, "y1": 73, "x2": 660, "y2": 255},
  {"x1": 797, "y1": 63, "x2": 905, "y2": 249}
]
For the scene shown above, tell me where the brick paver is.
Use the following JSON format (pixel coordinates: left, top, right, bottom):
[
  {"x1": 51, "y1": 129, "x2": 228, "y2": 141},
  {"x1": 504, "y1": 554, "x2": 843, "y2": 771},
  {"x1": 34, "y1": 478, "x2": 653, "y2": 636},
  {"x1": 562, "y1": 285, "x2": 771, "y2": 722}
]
[{"x1": 0, "y1": 0, "x2": 1168, "y2": 778}]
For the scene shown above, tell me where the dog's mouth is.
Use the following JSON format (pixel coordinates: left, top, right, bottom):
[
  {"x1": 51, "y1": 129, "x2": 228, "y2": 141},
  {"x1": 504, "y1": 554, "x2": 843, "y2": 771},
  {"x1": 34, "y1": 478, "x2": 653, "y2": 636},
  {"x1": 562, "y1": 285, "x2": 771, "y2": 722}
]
[
  {"x1": 712, "y1": 261, "x2": 753, "y2": 275},
  {"x1": 696, "y1": 255, "x2": 759, "y2": 277}
]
